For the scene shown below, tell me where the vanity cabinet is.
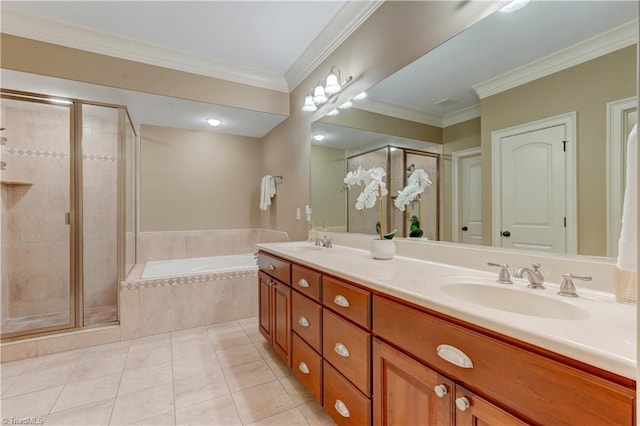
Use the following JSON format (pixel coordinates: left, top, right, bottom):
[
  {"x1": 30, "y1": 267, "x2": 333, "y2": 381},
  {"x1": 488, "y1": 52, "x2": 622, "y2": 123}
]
[
  {"x1": 373, "y1": 295, "x2": 636, "y2": 426},
  {"x1": 257, "y1": 250, "x2": 636, "y2": 426},
  {"x1": 257, "y1": 253, "x2": 292, "y2": 366}
]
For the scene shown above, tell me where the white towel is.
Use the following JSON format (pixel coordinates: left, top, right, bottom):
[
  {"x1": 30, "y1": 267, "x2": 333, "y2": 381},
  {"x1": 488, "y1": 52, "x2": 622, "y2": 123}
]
[
  {"x1": 260, "y1": 175, "x2": 276, "y2": 211},
  {"x1": 617, "y1": 124, "x2": 637, "y2": 271}
]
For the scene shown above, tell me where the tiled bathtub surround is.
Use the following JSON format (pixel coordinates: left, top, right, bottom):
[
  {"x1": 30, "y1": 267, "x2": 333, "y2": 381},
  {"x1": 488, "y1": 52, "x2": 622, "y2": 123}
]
[
  {"x1": 136, "y1": 229, "x2": 288, "y2": 263},
  {"x1": 120, "y1": 265, "x2": 258, "y2": 340}
]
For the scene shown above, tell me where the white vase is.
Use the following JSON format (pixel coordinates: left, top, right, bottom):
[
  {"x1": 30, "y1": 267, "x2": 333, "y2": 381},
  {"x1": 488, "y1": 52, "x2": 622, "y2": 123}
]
[{"x1": 370, "y1": 238, "x2": 396, "y2": 260}]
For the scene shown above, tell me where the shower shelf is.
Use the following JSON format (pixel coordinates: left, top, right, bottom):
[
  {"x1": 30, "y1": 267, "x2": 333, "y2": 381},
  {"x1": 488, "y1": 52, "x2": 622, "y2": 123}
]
[{"x1": 0, "y1": 180, "x2": 32, "y2": 186}]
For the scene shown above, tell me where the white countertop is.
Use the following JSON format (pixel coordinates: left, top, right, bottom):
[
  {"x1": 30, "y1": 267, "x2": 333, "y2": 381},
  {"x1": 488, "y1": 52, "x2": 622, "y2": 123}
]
[{"x1": 256, "y1": 241, "x2": 637, "y2": 380}]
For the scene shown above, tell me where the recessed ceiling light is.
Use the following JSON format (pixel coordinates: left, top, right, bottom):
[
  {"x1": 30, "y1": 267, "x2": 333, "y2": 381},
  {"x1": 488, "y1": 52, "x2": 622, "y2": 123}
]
[
  {"x1": 498, "y1": 0, "x2": 529, "y2": 14},
  {"x1": 326, "y1": 109, "x2": 340, "y2": 117},
  {"x1": 206, "y1": 118, "x2": 222, "y2": 127},
  {"x1": 353, "y1": 92, "x2": 367, "y2": 101},
  {"x1": 313, "y1": 134, "x2": 326, "y2": 141},
  {"x1": 339, "y1": 101, "x2": 352, "y2": 109}
]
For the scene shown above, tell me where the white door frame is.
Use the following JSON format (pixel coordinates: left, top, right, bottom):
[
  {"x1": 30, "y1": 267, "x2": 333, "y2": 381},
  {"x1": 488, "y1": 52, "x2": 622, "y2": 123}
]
[
  {"x1": 452, "y1": 147, "x2": 481, "y2": 244},
  {"x1": 490, "y1": 112, "x2": 577, "y2": 253},
  {"x1": 606, "y1": 96, "x2": 637, "y2": 257}
]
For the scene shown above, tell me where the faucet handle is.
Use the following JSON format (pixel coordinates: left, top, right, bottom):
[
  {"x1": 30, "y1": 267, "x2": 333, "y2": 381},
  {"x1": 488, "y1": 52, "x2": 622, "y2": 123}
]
[
  {"x1": 558, "y1": 272, "x2": 592, "y2": 297},
  {"x1": 487, "y1": 262, "x2": 513, "y2": 284},
  {"x1": 531, "y1": 262, "x2": 541, "y2": 271}
]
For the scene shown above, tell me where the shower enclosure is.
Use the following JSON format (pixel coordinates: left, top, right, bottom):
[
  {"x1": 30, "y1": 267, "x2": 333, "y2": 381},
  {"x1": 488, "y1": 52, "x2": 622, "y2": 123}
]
[
  {"x1": 346, "y1": 146, "x2": 440, "y2": 239},
  {"x1": 0, "y1": 89, "x2": 136, "y2": 340}
]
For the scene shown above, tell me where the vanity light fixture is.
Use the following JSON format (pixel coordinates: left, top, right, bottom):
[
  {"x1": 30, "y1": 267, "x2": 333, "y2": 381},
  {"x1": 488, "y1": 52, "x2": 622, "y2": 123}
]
[
  {"x1": 313, "y1": 134, "x2": 326, "y2": 141},
  {"x1": 302, "y1": 66, "x2": 353, "y2": 112},
  {"x1": 49, "y1": 98, "x2": 72, "y2": 105},
  {"x1": 499, "y1": 0, "x2": 529, "y2": 13},
  {"x1": 206, "y1": 118, "x2": 223, "y2": 127}
]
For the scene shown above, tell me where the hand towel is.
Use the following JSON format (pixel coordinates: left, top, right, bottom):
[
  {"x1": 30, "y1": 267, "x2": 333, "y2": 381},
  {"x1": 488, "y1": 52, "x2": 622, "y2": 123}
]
[
  {"x1": 617, "y1": 123, "x2": 637, "y2": 271},
  {"x1": 260, "y1": 175, "x2": 276, "y2": 211}
]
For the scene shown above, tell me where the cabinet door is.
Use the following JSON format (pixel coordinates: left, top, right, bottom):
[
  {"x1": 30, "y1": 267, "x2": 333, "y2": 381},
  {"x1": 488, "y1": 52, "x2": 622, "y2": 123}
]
[
  {"x1": 454, "y1": 386, "x2": 528, "y2": 426},
  {"x1": 273, "y1": 281, "x2": 292, "y2": 367},
  {"x1": 258, "y1": 272, "x2": 272, "y2": 343},
  {"x1": 373, "y1": 338, "x2": 453, "y2": 426}
]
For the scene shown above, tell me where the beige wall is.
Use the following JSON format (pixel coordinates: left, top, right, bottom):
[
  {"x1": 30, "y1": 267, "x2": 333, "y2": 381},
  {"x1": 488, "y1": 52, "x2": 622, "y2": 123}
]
[
  {"x1": 442, "y1": 118, "x2": 482, "y2": 242},
  {"x1": 310, "y1": 146, "x2": 346, "y2": 228},
  {"x1": 262, "y1": 1, "x2": 501, "y2": 240},
  {"x1": 140, "y1": 125, "x2": 263, "y2": 231},
  {"x1": 480, "y1": 46, "x2": 637, "y2": 256}
]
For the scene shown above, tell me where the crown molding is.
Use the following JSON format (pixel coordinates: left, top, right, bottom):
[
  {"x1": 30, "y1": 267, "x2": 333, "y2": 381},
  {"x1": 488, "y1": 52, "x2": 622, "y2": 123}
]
[
  {"x1": 354, "y1": 98, "x2": 443, "y2": 127},
  {"x1": 285, "y1": 0, "x2": 384, "y2": 92},
  {"x1": 442, "y1": 104, "x2": 481, "y2": 127},
  {"x1": 473, "y1": 21, "x2": 637, "y2": 100},
  {"x1": 1, "y1": 8, "x2": 289, "y2": 93}
]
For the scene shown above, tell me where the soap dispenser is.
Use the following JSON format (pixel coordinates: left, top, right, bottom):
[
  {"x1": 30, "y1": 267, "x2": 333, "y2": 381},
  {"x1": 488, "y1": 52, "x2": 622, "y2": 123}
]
[{"x1": 307, "y1": 222, "x2": 316, "y2": 242}]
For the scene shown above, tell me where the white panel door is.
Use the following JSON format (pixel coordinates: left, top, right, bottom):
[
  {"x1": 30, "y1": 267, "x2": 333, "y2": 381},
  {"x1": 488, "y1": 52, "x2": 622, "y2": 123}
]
[
  {"x1": 460, "y1": 153, "x2": 482, "y2": 245},
  {"x1": 500, "y1": 125, "x2": 566, "y2": 252}
]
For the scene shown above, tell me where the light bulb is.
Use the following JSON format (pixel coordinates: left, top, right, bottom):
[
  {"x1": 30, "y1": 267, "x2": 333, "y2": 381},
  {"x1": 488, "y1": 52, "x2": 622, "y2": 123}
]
[
  {"x1": 206, "y1": 118, "x2": 222, "y2": 127},
  {"x1": 313, "y1": 134, "x2": 326, "y2": 141},
  {"x1": 312, "y1": 85, "x2": 328, "y2": 104},
  {"x1": 353, "y1": 92, "x2": 367, "y2": 101},
  {"x1": 325, "y1": 72, "x2": 341, "y2": 95},
  {"x1": 339, "y1": 101, "x2": 352, "y2": 109},
  {"x1": 302, "y1": 95, "x2": 318, "y2": 112},
  {"x1": 499, "y1": 0, "x2": 529, "y2": 13},
  {"x1": 326, "y1": 109, "x2": 340, "y2": 117}
]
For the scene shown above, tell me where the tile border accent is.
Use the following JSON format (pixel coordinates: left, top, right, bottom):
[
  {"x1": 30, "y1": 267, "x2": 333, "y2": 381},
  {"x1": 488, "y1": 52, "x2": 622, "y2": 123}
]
[
  {"x1": 3, "y1": 147, "x2": 69, "y2": 159},
  {"x1": 121, "y1": 268, "x2": 258, "y2": 290}
]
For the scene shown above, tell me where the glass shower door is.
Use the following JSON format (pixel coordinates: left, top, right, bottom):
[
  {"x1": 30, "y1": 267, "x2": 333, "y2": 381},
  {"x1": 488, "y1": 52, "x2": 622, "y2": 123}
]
[{"x1": 1, "y1": 97, "x2": 75, "y2": 337}]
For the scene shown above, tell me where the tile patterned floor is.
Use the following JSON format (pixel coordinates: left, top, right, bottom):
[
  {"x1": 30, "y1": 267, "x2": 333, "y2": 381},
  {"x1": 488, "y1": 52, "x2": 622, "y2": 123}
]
[{"x1": 0, "y1": 317, "x2": 336, "y2": 425}]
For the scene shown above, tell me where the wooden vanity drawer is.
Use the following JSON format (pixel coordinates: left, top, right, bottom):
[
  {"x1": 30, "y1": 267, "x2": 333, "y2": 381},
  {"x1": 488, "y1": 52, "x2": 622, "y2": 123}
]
[
  {"x1": 373, "y1": 295, "x2": 635, "y2": 426},
  {"x1": 323, "y1": 309, "x2": 371, "y2": 395},
  {"x1": 323, "y1": 361, "x2": 371, "y2": 426},
  {"x1": 323, "y1": 276, "x2": 371, "y2": 329},
  {"x1": 292, "y1": 264, "x2": 322, "y2": 301},
  {"x1": 292, "y1": 333, "x2": 322, "y2": 404},
  {"x1": 292, "y1": 290, "x2": 322, "y2": 353},
  {"x1": 257, "y1": 252, "x2": 291, "y2": 285}
]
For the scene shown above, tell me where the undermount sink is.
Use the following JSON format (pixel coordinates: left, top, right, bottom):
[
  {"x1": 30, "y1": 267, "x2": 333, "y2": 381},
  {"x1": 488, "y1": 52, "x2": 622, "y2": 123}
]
[{"x1": 440, "y1": 283, "x2": 589, "y2": 320}]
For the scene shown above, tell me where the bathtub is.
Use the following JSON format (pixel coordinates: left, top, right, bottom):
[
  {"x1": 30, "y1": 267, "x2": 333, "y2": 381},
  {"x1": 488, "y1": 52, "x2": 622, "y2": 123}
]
[{"x1": 141, "y1": 253, "x2": 258, "y2": 279}]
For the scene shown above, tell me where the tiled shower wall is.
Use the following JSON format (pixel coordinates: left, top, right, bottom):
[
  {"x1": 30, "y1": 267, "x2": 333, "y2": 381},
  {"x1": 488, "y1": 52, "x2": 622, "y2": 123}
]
[
  {"x1": 1, "y1": 105, "x2": 71, "y2": 319},
  {"x1": 82, "y1": 114, "x2": 118, "y2": 313}
]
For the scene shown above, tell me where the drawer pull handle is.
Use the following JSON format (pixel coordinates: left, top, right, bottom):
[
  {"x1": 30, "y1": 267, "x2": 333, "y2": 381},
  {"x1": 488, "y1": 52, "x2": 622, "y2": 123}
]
[
  {"x1": 333, "y1": 295, "x2": 350, "y2": 308},
  {"x1": 298, "y1": 316, "x2": 310, "y2": 327},
  {"x1": 433, "y1": 384, "x2": 448, "y2": 398},
  {"x1": 269, "y1": 263, "x2": 276, "y2": 271},
  {"x1": 298, "y1": 362, "x2": 310, "y2": 374},
  {"x1": 334, "y1": 342, "x2": 350, "y2": 357},
  {"x1": 436, "y1": 344, "x2": 474, "y2": 369},
  {"x1": 455, "y1": 397, "x2": 470, "y2": 412},
  {"x1": 334, "y1": 399, "x2": 351, "y2": 418},
  {"x1": 298, "y1": 278, "x2": 310, "y2": 288}
]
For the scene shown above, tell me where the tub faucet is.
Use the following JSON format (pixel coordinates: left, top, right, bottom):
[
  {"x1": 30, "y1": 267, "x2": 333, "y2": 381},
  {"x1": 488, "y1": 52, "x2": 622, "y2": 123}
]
[{"x1": 513, "y1": 262, "x2": 545, "y2": 289}]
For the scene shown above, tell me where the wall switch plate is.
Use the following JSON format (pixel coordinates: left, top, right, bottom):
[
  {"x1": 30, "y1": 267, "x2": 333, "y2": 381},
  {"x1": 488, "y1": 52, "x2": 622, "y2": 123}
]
[{"x1": 296, "y1": 208, "x2": 301, "y2": 220}]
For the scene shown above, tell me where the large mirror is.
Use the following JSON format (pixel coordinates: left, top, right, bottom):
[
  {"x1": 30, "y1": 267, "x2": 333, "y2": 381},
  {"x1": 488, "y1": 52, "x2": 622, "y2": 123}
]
[{"x1": 310, "y1": 0, "x2": 638, "y2": 258}]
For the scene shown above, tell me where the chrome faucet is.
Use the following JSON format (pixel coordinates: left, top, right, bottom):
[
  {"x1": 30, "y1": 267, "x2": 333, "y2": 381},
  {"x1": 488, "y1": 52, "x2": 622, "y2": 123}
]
[
  {"x1": 513, "y1": 262, "x2": 545, "y2": 289},
  {"x1": 314, "y1": 235, "x2": 332, "y2": 248},
  {"x1": 487, "y1": 262, "x2": 512, "y2": 284}
]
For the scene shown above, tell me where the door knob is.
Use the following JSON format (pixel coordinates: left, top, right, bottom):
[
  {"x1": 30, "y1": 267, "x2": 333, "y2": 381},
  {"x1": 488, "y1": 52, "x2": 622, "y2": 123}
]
[
  {"x1": 461, "y1": 226, "x2": 468, "y2": 231},
  {"x1": 501, "y1": 231, "x2": 511, "y2": 237}
]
